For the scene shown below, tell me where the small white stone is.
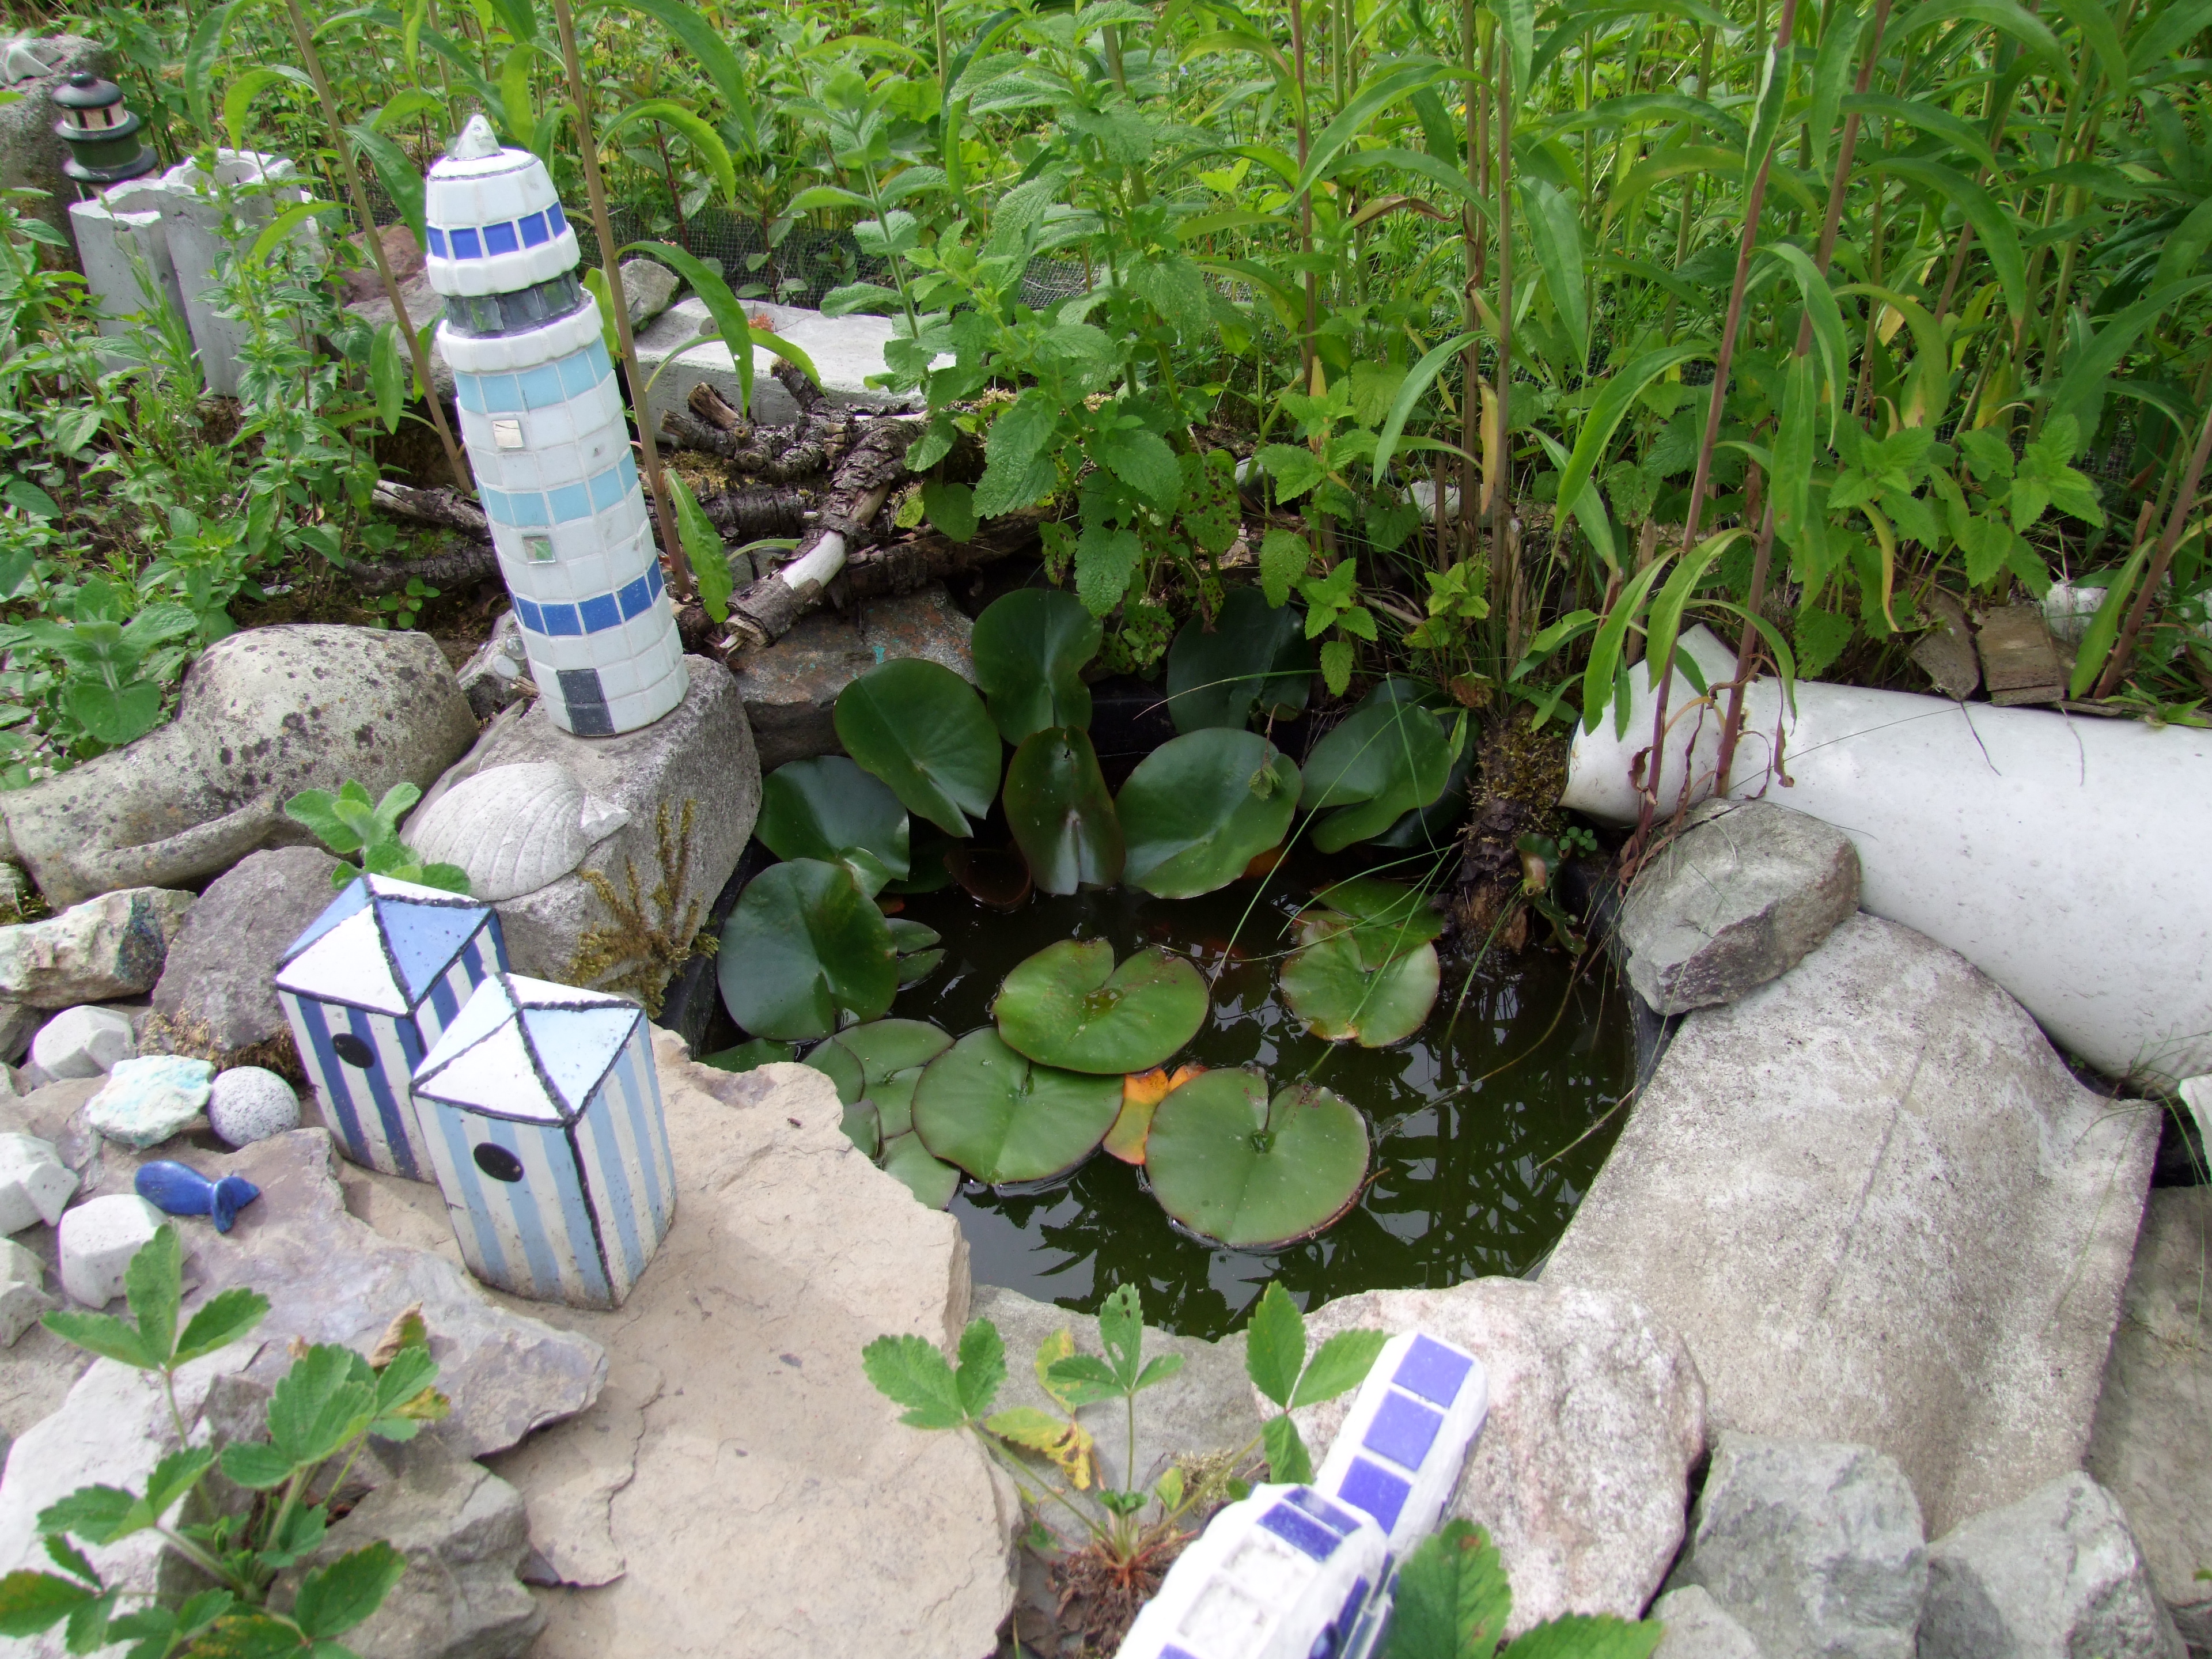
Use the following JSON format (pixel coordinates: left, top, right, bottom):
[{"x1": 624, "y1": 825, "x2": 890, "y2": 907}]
[
  {"x1": 30, "y1": 1005, "x2": 136, "y2": 1079},
  {"x1": 0, "y1": 1132, "x2": 77, "y2": 1233},
  {"x1": 0, "y1": 1237, "x2": 55, "y2": 1346},
  {"x1": 207, "y1": 1067, "x2": 301, "y2": 1148},
  {"x1": 86, "y1": 1055, "x2": 214, "y2": 1149},
  {"x1": 58, "y1": 1194, "x2": 165, "y2": 1306}
]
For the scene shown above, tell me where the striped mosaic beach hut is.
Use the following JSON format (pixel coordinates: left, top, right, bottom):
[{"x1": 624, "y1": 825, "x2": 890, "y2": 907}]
[
  {"x1": 410, "y1": 973, "x2": 674, "y2": 1309},
  {"x1": 274, "y1": 874, "x2": 505, "y2": 1182}
]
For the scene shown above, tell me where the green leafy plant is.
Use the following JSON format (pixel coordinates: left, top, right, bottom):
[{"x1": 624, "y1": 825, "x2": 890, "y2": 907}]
[
  {"x1": 1386, "y1": 1517, "x2": 1661, "y2": 1659},
  {"x1": 283, "y1": 780, "x2": 471, "y2": 893},
  {"x1": 0, "y1": 1225, "x2": 447, "y2": 1656}
]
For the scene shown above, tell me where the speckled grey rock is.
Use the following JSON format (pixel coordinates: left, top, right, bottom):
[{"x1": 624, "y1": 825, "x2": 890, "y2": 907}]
[
  {"x1": 207, "y1": 1067, "x2": 300, "y2": 1147},
  {"x1": 1668, "y1": 1433, "x2": 1927, "y2": 1659},
  {"x1": 616, "y1": 257, "x2": 679, "y2": 328},
  {"x1": 149, "y1": 844, "x2": 343, "y2": 1058},
  {"x1": 0, "y1": 888, "x2": 194, "y2": 1008},
  {"x1": 409, "y1": 658, "x2": 756, "y2": 988},
  {"x1": 1652, "y1": 1586, "x2": 1766, "y2": 1659},
  {"x1": 0, "y1": 626, "x2": 476, "y2": 907},
  {"x1": 28, "y1": 1005, "x2": 134, "y2": 1079},
  {"x1": 731, "y1": 585, "x2": 977, "y2": 770},
  {"x1": 1616, "y1": 798, "x2": 1860, "y2": 1013},
  {"x1": 1921, "y1": 1474, "x2": 2183, "y2": 1659}
]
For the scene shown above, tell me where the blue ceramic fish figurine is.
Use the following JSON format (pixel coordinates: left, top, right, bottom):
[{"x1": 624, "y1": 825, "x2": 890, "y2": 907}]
[{"x1": 134, "y1": 1161, "x2": 262, "y2": 1234}]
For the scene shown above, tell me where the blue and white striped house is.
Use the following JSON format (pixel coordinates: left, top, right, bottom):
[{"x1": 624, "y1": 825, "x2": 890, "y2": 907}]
[
  {"x1": 274, "y1": 874, "x2": 506, "y2": 1183},
  {"x1": 410, "y1": 973, "x2": 675, "y2": 1310}
]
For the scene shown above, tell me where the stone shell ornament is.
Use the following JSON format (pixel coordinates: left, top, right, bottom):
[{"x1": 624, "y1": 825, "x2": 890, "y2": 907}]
[{"x1": 404, "y1": 762, "x2": 630, "y2": 902}]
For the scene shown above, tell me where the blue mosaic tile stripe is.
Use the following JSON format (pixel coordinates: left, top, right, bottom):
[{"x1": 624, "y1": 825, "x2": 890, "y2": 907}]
[
  {"x1": 1336, "y1": 1457, "x2": 1412, "y2": 1533},
  {"x1": 1362, "y1": 1391, "x2": 1444, "y2": 1469},
  {"x1": 427, "y1": 202, "x2": 567, "y2": 259},
  {"x1": 480, "y1": 452, "x2": 640, "y2": 529},
  {"x1": 514, "y1": 560, "x2": 664, "y2": 638},
  {"x1": 454, "y1": 340, "x2": 615, "y2": 415},
  {"x1": 1394, "y1": 1333, "x2": 1475, "y2": 1407},
  {"x1": 1259, "y1": 1501, "x2": 1344, "y2": 1562}
]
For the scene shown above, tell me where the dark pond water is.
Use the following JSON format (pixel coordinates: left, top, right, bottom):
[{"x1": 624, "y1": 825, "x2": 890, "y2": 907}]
[{"x1": 886, "y1": 853, "x2": 1637, "y2": 1340}]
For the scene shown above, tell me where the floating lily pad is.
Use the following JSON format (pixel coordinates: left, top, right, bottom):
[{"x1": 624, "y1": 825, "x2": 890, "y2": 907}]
[
  {"x1": 882, "y1": 1131, "x2": 963, "y2": 1208},
  {"x1": 1279, "y1": 924, "x2": 1441, "y2": 1046},
  {"x1": 911, "y1": 1029, "x2": 1123, "y2": 1184},
  {"x1": 757, "y1": 756, "x2": 910, "y2": 892},
  {"x1": 718, "y1": 859, "x2": 899, "y2": 1040},
  {"x1": 1005, "y1": 727, "x2": 1125, "y2": 895},
  {"x1": 1164, "y1": 588, "x2": 1315, "y2": 732},
  {"x1": 1303, "y1": 876, "x2": 1446, "y2": 969},
  {"x1": 1104, "y1": 1063, "x2": 1205, "y2": 1164},
  {"x1": 1116, "y1": 729, "x2": 1301, "y2": 899},
  {"x1": 898, "y1": 949, "x2": 945, "y2": 983},
  {"x1": 698, "y1": 1038, "x2": 796, "y2": 1073},
  {"x1": 802, "y1": 1017, "x2": 955, "y2": 1104},
  {"x1": 834, "y1": 658, "x2": 1003, "y2": 836},
  {"x1": 945, "y1": 845, "x2": 1034, "y2": 909},
  {"x1": 971, "y1": 589, "x2": 1101, "y2": 743},
  {"x1": 1143, "y1": 1070, "x2": 1371, "y2": 1248},
  {"x1": 1370, "y1": 686, "x2": 1475, "y2": 850},
  {"x1": 1298, "y1": 692, "x2": 1454, "y2": 853},
  {"x1": 841, "y1": 1099, "x2": 882, "y2": 1158},
  {"x1": 887, "y1": 918, "x2": 944, "y2": 982},
  {"x1": 887, "y1": 832, "x2": 957, "y2": 895},
  {"x1": 993, "y1": 938, "x2": 1208, "y2": 1074},
  {"x1": 873, "y1": 1067, "x2": 922, "y2": 1138}
]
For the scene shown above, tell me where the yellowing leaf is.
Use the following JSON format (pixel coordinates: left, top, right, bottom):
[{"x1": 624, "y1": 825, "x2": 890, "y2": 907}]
[
  {"x1": 985, "y1": 1405, "x2": 1097, "y2": 1489},
  {"x1": 1106, "y1": 1065, "x2": 1205, "y2": 1164}
]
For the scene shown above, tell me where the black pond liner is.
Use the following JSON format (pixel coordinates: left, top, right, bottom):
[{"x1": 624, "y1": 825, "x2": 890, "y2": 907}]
[{"x1": 668, "y1": 687, "x2": 1640, "y2": 1340}]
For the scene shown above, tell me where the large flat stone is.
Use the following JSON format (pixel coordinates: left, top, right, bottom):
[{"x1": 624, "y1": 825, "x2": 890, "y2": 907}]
[
  {"x1": 2090, "y1": 1185, "x2": 2212, "y2": 1648},
  {"x1": 1547, "y1": 912, "x2": 2158, "y2": 1536},
  {"x1": 0, "y1": 888, "x2": 194, "y2": 1009},
  {"x1": 730, "y1": 584, "x2": 976, "y2": 770},
  {"x1": 1616, "y1": 799, "x2": 1859, "y2": 1014},
  {"x1": 479, "y1": 1033, "x2": 1016, "y2": 1657},
  {"x1": 408, "y1": 658, "x2": 757, "y2": 1000},
  {"x1": 1276, "y1": 1278, "x2": 1707, "y2": 1631},
  {"x1": 148, "y1": 845, "x2": 343, "y2": 1060}
]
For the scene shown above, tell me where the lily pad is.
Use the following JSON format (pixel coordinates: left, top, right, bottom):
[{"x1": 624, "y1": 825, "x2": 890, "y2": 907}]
[
  {"x1": 1279, "y1": 923, "x2": 1441, "y2": 1046},
  {"x1": 757, "y1": 756, "x2": 910, "y2": 891},
  {"x1": 834, "y1": 658, "x2": 1003, "y2": 836},
  {"x1": 840, "y1": 1099, "x2": 882, "y2": 1158},
  {"x1": 882, "y1": 1131, "x2": 963, "y2": 1208},
  {"x1": 698, "y1": 1038, "x2": 796, "y2": 1073},
  {"x1": 717, "y1": 859, "x2": 898, "y2": 1040},
  {"x1": 971, "y1": 589, "x2": 1101, "y2": 743},
  {"x1": 1369, "y1": 685, "x2": 1475, "y2": 850},
  {"x1": 912, "y1": 1029, "x2": 1124, "y2": 1184},
  {"x1": 1298, "y1": 691, "x2": 1454, "y2": 853},
  {"x1": 873, "y1": 1068, "x2": 922, "y2": 1138},
  {"x1": 1164, "y1": 587, "x2": 1316, "y2": 732},
  {"x1": 887, "y1": 832, "x2": 957, "y2": 895},
  {"x1": 1143, "y1": 1070, "x2": 1371, "y2": 1248},
  {"x1": 1104, "y1": 1063, "x2": 1205, "y2": 1164},
  {"x1": 1117, "y1": 729, "x2": 1301, "y2": 899},
  {"x1": 1302, "y1": 876, "x2": 1446, "y2": 969},
  {"x1": 804, "y1": 1017, "x2": 955, "y2": 1103},
  {"x1": 1005, "y1": 727, "x2": 1125, "y2": 895},
  {"x1": 993, "y1": 938, "x2": 1208, "y2": 1074}
]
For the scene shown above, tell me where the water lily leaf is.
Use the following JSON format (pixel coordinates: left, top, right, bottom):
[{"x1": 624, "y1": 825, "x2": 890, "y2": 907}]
[
  {"x1": 1298, "y1": 692, "x2": 1453, "y2": 853},
  {"x1": 945, "y1": 845, "x2": 1033, "y2": 908},
  {"x1": 757, "y1": 756, "x2": 911, "y2": 890},
  {"x1": 834, "y1": 658, "x2": 1003, "y2": 836},
  {"x1": 887, "y1": 833, "x2": 957, "y2": 895},
  {"x1": 830, "y1": 1018, "x2": 956, "y2": 1085},
  {"x1": 912, "y1": 1029, "x2": 1124, "y2": 1184},
  {"x1": 872, "y1": 1067, "x2": 923, "y2": 1138},
  {"x1": 699, "y1": 1038, "x2": 796, "y2": 1073},
  {"x1": 1303, "y1": 876, "x2": 1446, "y2": 969},
  {"x1": 1144, "y1": 1070, "x2": 1371, "y2": 1248},
  {"x1": 993, "y1": 939, "x2": 1208, "y2": 1074},
  {"x1": 1104, "y1": 1063, "x2": 1205, "y2": 1164},
  {"x1": 882, "y1": 1131, "x2": 963, "y2": 1207},
  {"x1": 1117, "y1": 729, "x2": 1301, "y2": 899},
  {"x1": 1004, "y1": 728, "x2": 1125, "y2": 895},
  {"x1": 899, "y1": 948, "x2": 946, "y2": 983},
  {"x1": 971, "y1": 589, "x2": 1101, "y2": 743},
  {"x1": 887, "y1": 919, "x2": 942, "y2": 953},
  {"x1": 842, "y1": 1099, "x2": 882, "y2": 1158},
  {"x1": 1164, "y1": 588, "x2": 1316, "y2": 733},
  {"x1": 1279, "y1": 926, "x2": 1441, "y2": 1046},
  {"x1": 717, "y1": 859, "x2": 898, "y2": 1040}
]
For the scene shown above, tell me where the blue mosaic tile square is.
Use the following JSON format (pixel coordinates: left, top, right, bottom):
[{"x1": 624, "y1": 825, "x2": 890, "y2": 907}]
[
  {"x1": 1362, "y1": 1392, "x2": 1443, "y2": 1470},
  {"x1": 646, "y1": 561, "x2": 665, "y2": 598},
  {"x1": 1395, "y1": 1335, "x2": 1475, "y2": 1408},
  {"x1": 1160, "y1": 1649, "x2": 1202, "y2": 1659},
  {"x1": 480, "y1": 487, "x2": 512, "y2": 526},
  {"x1": 540, "y1": 603, "x2": 582, "y2": 637},
  {"x1": 519, "y1": 211, "x2": 548, "y2": 247},
  {"x1": 1335, "y1": 1457, "x2": 1411, "y2": 1534},
  {"x1": 514, "y1": 597, "x2": 544, "y2": 632},
  {"x1": 456, "y1": 374, "x2": 484, "y2": 413},
  {"x1": 450, "y1": 226, "x2": 482, "y2": 259},
  {"x1": 617, "y1": 452, "x2": 638, "y2": 490},
  {"x1": 507, "y1": 491, "x2": 551, "y2": 528},
  {"x1": 1259, "y1": 1502, "x2": 1341, "y2": 1562},
  {"x1": 547, "y1": 482, "x2": 592, "y2": 522},
  {"x1": 586, "y1": 336, "x2": 612, "y2": 378},
  {"x1": 588, "y1": 466, "x2": 624, "y2": 510},
  {"x1": 427, "y1": 226, "x2": 449, "y2": 257},
  {"x1": 1286, "y1": 1488, "x2": 1360, "y2": 1536},
  {"x1": 579, "y1": 593, "x2": 620, "y2": 632},
  {"x1": 479, "y1": 373, "x2": 520, "y2": 412},
  {"x1": 557, "y1": 351, "x2": 598, "y2": 397},
  {"x1": 484, "y1": 219, "x2": 520, "y2": 255},
  {"x1": 380, "y1": 896, "x2": 491, "y2": 1003},
  {"x1": 517, "y1": 363, "x2": 565, "y2": 408},
  {"x1": 617, "y1": 575, "x2": 652, "y2": 619},
  {"x1": 549, "y1": 202, "x2": 567, "y2": 233}
]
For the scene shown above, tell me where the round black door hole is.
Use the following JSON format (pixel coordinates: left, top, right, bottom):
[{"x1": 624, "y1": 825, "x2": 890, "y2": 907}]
[
  {"x1": 474, "y1": 1143, "x2": 525, "y2": 1183},
  {"x1": 331, "y1": 1033, "x2": 375, "y2": 1069}
]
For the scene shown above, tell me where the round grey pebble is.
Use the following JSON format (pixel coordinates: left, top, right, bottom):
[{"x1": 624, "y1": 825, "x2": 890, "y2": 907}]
[{"x1": 207, "y1": 1068, "x2": 301, "y2": 1148}]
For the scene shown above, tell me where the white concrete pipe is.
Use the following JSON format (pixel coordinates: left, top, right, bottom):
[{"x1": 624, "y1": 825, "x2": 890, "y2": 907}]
[{"x1": 1562, "y1": 624, "x2": 2212, "y2": 1086}]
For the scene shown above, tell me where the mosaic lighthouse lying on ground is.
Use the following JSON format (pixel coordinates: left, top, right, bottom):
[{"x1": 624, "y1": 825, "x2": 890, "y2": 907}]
[{"x1": 423, "y1": 115, "x2": 687, "y2": 737}]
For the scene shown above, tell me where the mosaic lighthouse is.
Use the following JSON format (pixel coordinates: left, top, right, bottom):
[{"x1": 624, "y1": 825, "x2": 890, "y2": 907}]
[{"x1": 424, "y1": 116, "x2": 687, "y2": 736}]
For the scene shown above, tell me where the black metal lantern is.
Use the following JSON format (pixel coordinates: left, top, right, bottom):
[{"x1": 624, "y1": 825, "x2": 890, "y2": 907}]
[{"x1": 50, "y1": 71, "x2": 156, "y2": 187}]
